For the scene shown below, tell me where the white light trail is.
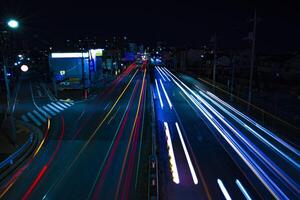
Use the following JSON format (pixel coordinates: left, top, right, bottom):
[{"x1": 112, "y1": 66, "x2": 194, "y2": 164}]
[
  {"x1": 162, "y1": 67, "x2": 290, "y2": 199},
  {"x1": 207, "y1": 91, "x2": 300, "y2": 157},
  {"x1": 159, "y1": 79, "x2": 172, "y2": 109},
  {"x1": 155, "y1": 67, "x2": 166, "y2": 81},
  {"x1": 51, "y1": 52, "x2": 89, "y2": 58},
  {"x1": 164, "y1": 122, "x2": 180, "y2": 184},
  {"x1": 217, "y1": 179, "x2": 232, "y2": 200},
  {"x1": 157, "y1": 67, "x2": 171, "y2": 81},
  {"x1": 175, "y1": 122, "x2": 198, "y2": 184},
  {"x1": 155, "y1": 79, "x2": 163, "y2": 109},
  {"x1": 199, "y1": 90, "x2": 300, "y2": 168},
  {"x1": 160, "y1": 67, "x2": 173, "y2": 80},
  {"x1": 235, "y1": 179, "x2": 252, "y2": 200}
]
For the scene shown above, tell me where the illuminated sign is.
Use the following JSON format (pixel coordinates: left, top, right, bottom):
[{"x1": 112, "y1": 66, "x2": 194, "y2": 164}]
[{"x1": 51, "y1": 53, "x2": 89, "y2": 58}]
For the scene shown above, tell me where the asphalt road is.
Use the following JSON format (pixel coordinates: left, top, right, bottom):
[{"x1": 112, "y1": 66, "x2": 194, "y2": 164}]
[
  {"x1": 153, "y1": 66, "x2": 300, "y2": 200},
  {"x1": 1, "y1": 63, "x2": 150, "y2": 200}
]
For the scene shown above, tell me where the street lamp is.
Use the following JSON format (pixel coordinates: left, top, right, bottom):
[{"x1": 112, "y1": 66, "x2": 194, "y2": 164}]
[
  {"x1": 21, "y1": 64, "x2": 29, "y2": 72},
  {"x1": 1, "y1": 18, "x2": 20, "y2": 145},
  {"x1": 7, "y1": 19, "x2": 19, "y2": 29}
]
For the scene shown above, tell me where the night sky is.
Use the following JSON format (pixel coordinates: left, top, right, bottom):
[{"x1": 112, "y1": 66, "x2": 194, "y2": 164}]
[{"x1": 1, "y1": 0, "x2": 300, "y2": 52}]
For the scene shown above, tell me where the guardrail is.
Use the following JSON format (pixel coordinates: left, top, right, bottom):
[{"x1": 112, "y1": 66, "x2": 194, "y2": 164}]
[
  {"x1": 0, "y1": 133, "x2": 33, "y2": 170},
  {"x1": 148, "y1": 80, "x2": 159, "y2": 200}
]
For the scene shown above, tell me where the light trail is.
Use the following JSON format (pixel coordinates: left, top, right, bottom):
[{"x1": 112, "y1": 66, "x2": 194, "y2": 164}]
[
  {"x1": 217, "y1": 179, "x2": 232, "y2": 200},
  {"x1": 193, "y1": 92, "x2": 300, "y2": 194},
  {"x1": 90, "y1": 81, "x2": 140, "y2": 200},
  {"x1": 155, "y1": 79, "x2": 164, "y2": 109},
  {"x1": 22, "y1": 116, "x2": 65, "y2": 200},
  {"x1": 164, "y1": 122, "x2": 180, "y2": 184},
  {"x1": 42, "y1": 69, "x2": 140, "y2": 199},
  {"x1": 160, "y1": 67, "x2": 173, "y2": 80},
  {"x1": 157, "y1": 66, "x2": 170, "y2": 81},
  {"x1": 155, "y1": 66, "x2": 166, "y2": 81},
  {"x1": 162, "y1": 67, "x2": 290, "y2": 199},
  {"x1": 34, "y1": 118, "x2": 51, "y2": 157},
  {"x1": 199, "y1": 90, "x2": 300, "y2": 169},
  {"x1": 0, "y1": 117, "x2": 52, "y2": 198},
  {"x1": 115, "y1": 69, "x2": 147, "y2": 200},
  {"x1": 175, "y1": 122, "x2": 198, "y2": 184},
  {"x1": 235, "y1": 179, "x2": 252, "y2": 200},
  {"x1": 207, "y1": 91, "x2": 300, "y2": 157},
  {"x1": 159, "y1": 79, "x2": 173, "y2": 109}
]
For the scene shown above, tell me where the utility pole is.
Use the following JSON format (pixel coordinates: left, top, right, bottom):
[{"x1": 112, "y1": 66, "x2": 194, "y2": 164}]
[
  {"x1": 230, "y1": 53, "x2": 236, "y2": 101},
  {"x1": 212, "y1": 34, "x2": 217, "y2": 86},
  {"x1": 248, "y1": 10, "x2": 257, "y2": 109},
  {"x1": 1, "y1": 30, "x2": 16, "y2": 145}
]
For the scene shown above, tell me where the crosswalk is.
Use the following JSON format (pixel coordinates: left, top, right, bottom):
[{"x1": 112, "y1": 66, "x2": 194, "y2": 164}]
[{"x1": 21, "y1": 101, "x2": 74, "y2": 126}]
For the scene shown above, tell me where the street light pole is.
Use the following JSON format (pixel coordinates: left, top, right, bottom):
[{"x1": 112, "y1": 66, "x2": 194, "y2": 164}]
[
  {"x1": 0, "y1": 19, "x2": 20, "y2": 145},
  {"x1": 212, "y1": 34, "x2": 217, "y2": 86},
  {"x1": 248, "y1": 10, "x2": 257, "y2": 109}
]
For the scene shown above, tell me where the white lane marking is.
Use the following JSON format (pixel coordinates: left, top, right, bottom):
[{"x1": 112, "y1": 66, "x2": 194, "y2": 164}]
[
  {"x1": 51, "y1": 102, "x2": 64, "y2": 111},
  {"x1": 37, "y1": 107, "x2": 51, "y2": 119},
  {"x1": 56, "y1": 101, "x2": 68, "y2": 109},
  {"x1": 43, "y1": 106, "x2": 56, "y2": 116},
  {"x1": 27, "y1": 112, "x2": 42, "y2": 126},
  {"x1": 33, "y1": 110, "x2": 47, "y2": 122},
  {"x1": 47, "y1": 104, "x2": 60, "y2": 113}
]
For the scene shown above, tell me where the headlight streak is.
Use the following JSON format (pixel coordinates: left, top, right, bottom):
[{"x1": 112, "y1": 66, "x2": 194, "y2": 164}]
[
  {"x1": 157, "y1": 66, "x2": 171, "y2": 81},
  {"x1": 217, "y1": 179, "x2": 232, "y2": 200},
  {"x1": 164, "y1": 122, "x2": 180, "y2": 184},
  {"x1": 207, "y1": 91, "x2": 300, "y2": 157},
  {"x1": 155, "y1": 66, "x2": 166, "y2": 81},
  {"x1": 193, "y1": 93, "x2": 300, "y2": 195},
  {"x1": 175, "y1": 122, "x2": 198, "y2": 184},
  {"x1": 155, "y1": 79, "x2": 164, "y2": 109},
  {"x1": 159, "y1": 79, "x2": 173, "y2": 109},
  {"x1": 236, "y1": 179, "x2": 252, "y2": 200},
  {"x1": 160, "y1": 67, "x2": 173, "y2": 80},
  {"x1": 162, "y1": 67, "x2": 290, "y2": 199},
  {"x1": 199, "y1": 90, "x2": 300, "y2": 169}
]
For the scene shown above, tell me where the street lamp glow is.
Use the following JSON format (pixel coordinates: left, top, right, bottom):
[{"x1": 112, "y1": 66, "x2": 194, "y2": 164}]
[
  {"x1": 21, "y1": 65, "x2": 28, "y2": 72},
  {"x1": 7, "y1": 19, "x2": 19, "y2": 29}
]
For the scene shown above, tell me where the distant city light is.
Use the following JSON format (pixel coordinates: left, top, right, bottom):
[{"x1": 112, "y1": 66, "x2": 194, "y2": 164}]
[
  {"x1": 21, "y1": 65, "x2": 29, "y2": 72},
  {"x1": 7, "y1": 19, "x2": 19, "y2": 29},
  {"x1": 51, "y1": 52, "x2": 89, "y2": 58},
  {"x1": 59, "y1": 70, "x2": 66, "y2": 76}
]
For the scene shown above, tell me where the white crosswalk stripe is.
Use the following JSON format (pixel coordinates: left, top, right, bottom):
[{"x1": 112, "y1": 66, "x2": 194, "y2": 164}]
[
  {"x1": 27, "y1": 112, "x2": 42, "y2": 126},
  {"x1": 57, "y1": 102, "x2": 68, "y2": 109},
  {"x1": 64, "y1": 102, "x2": 73, "y2": 106},
  {"x1": 21, "y1": 115, "x2": 29, "y2": 122},
  {"x1": 33, "y1": 110, "x2": 47, "y2": 122},
  {"x1": 21, "y1": 101, "x2": 74, "y2": 127},
  {"x1": 47, "y1": 104, "x2": 60, "y2": 113},
  {"x1": 51, "y1": 102, "x2": 65, "y2": 111},
  {"x1": 43, "y1": 106, "x2": 56, "y2": 116},
  {"x1": 37, "y1": 107, "x2": 51, "y2": 119}
]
